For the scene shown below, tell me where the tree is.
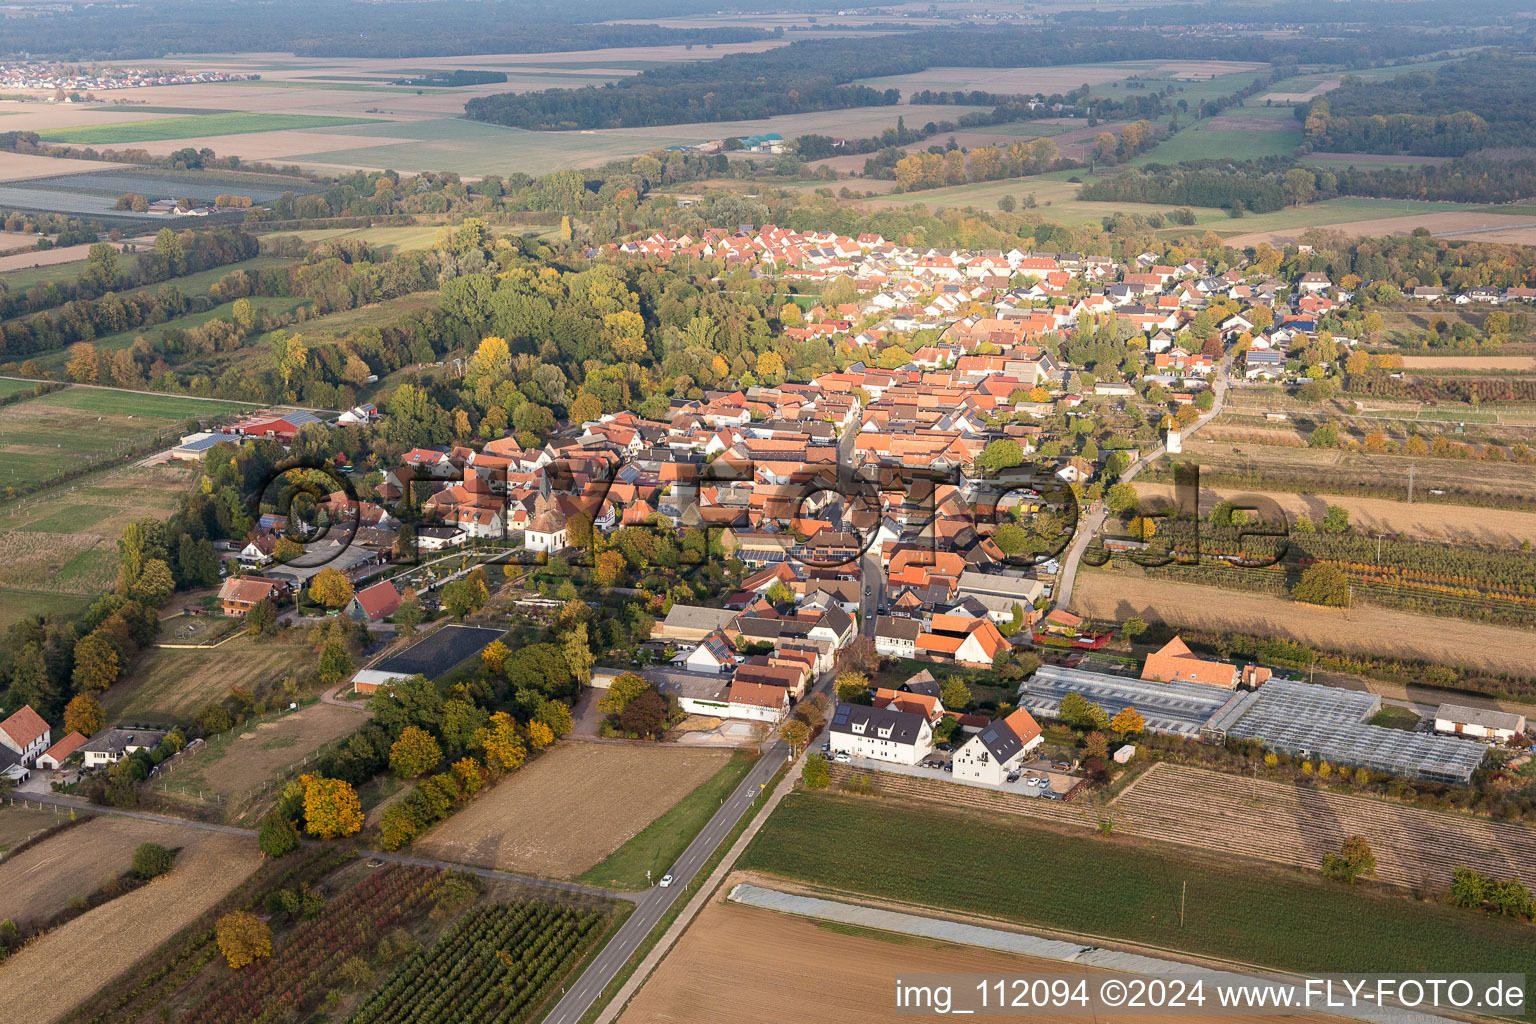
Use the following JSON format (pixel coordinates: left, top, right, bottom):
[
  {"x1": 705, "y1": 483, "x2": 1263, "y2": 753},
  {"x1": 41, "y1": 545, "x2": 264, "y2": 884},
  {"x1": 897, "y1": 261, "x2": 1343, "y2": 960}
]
[
  {"x1": 132, "y1": 841, "x2": 174, "y2": 878},
  {"x1": 481, "y1": 639, "x2": 509, "y2": 674},
  {"x1": 1126, "y1": 516, "x2": 1157, "y2": 540},
  {"x1": 1291, "y1": 563, "x2": 1350, "y2": 608},
  {"x1": 940, "y1": 677, "x2": 971, "y2": 712},
  {"x1": 72, "y1": 633, "x2": 120, "y2": 692},
  {"x1": 1059, "y1": 691, "x2": 1110, "y2": 730},
  {"x1": 476, "y1": 711, "x2": 525, "y2": 773},
  {"x1": 1121, "y1": 616, "x2": 1148, "y2": 642},
  {"x1": 64, "y1": 693, "x2": 105, "y2": 737},
  {"x1": 1109, "y1": 706, "x2": 1144, "y2": 736},
  {"x1": 598, "y1": 672, "x2": 650, "y2": 715},
  {"x1": 1282, "y1": 167, "x2": 1317, "y2": 206},
  {"x1": 593, "y1": 548, "x2": 627, "y2": 587},
  {"x1": 1105, "y1": 482, "x2": 1140, "y2": 514},
  {"x1": 318, "y1": 632, "x2": 353, "y2": 685},
  {"x1": 765, "y1": 580, "x2": 796, "y2": 605},
  {"x1": 780, "y1": 719, "x2": 809, "y2": 755},
  {"x1": 526, "y1": 720, "x2": 555, "y2": 750},
  {"x1": 389, "y1": 725, "x2": 442, "y2": 778},
  {"x1": 977, "y1": 438, "x2": 1024, "y2": 472},
  {"x1": 992, "y1": 523, "x2": 1027, "y2": 555},
  {"x1": 216, "y1": 910, "x2": 272, "y2": 969},
  {"x1": 1321, "y1": 504, "x2": 1350, "y2": 533},
  {"x1": 1308, "y1": 423, "x2": 1339, "y2": 448},
  {"x1": 394, "y1": 596, "x2": 424, "y2": 635},
  {"x1": 803, "y1": 753, "x2": 831, "y2": 789},
  {"x1": 441, "y1": 577, "x2": 487, "y2": 620},
  {"x1": 1321, "y1": 835, "x2": 1376, "y2": 884},
  {"x1": 835, "y1": 671, "x2": 870, "y2": 703},
  {"x1": 1084, "y1": 730, "x2": 1109, "y2": 760},
  {"x1": 309, "y1": 568, "x2": 354, "y2": 609},
  {"x1": 131, "y1": 559, "x2": 176, "y2": 606},
  {"x1": 299, "y1": 774, "x2": 363, "y2": 839},
  {"x1": 245, "y1": 597, "x2": 277, "y2": 637},
  {"x1": 258, "y1": 812, "x2": 300, "y2": 857},
  {"x1": 619, "y1": 688, "x2": 668, "y2": 738}
]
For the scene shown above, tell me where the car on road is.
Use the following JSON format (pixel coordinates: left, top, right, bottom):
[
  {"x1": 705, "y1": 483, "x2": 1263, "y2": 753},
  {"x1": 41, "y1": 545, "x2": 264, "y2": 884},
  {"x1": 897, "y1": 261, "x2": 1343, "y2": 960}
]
[{"x1": 658, "y1": 873, "x2": 674, "y2": 887}]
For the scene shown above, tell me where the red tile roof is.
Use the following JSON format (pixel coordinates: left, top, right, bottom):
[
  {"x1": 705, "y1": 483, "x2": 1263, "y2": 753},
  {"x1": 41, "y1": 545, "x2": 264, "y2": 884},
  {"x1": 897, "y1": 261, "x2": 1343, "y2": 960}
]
[{"x1": 1, "y1": 705, "x2": 49, "y2": 749}]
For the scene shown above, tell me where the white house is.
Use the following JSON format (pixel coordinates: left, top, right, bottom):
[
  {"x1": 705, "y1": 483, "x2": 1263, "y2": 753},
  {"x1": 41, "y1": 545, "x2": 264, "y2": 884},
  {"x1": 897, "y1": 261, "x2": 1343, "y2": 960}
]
[
  {"x1": 875, "y1": 615, "x2": 920, "y2": 659},
  {"x1": 1433, "y1": 704, "x2": 1525, "y2": 742},
  {"x1": 0, "y1": 705, "x2": 51, "y2": 767},
  {"x1": 950, "y1": 708, "x2": 1043, "y2": 785},
  {"x1": 676, "y1": 632, "x2": 737, "y2": 674},
  {"x1": 79, "y1": 728, "x2": 166, "y2": 769},
  {"x1": 827, "y1": 703, "x2": 934, "y2": 766},
  {"x1": 727, "y1": 681, "x2": 789, "y2": 723}
]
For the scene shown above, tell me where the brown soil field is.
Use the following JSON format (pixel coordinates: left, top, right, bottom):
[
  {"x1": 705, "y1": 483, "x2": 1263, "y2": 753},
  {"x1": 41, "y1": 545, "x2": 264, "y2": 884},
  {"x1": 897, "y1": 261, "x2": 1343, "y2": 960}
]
[
  {"x1": 618, "y1": 896, "x2": 1335, "y2": 1024},
  {"x1": 1260, "y1": 75, "x2": 1342, "y2": 103},
  {"x1": 1400, "y1": 355, "x2": 1536, "y2": 371},
  {"x1": 1070, "y1": 572, "x2": 1536, "y2": 677},
  {"x1": 0, "y1": 816, "x2": 232, "y2": 924},
  {"x1": 413, "y1": 742, "x2": 730, "y2": 877},
  {"x1": 1113, "y1": 763, "x2": 1536, "y2": 890},
  {"x1": 0, "y1": 829, "x2": 261, "y2": 1024},
  {"x1": 1226, "y1": 212, "x2": 1536, "y2": 248},
  {"x1": 1436, "y1": 224, "x2": 1536, "y2": 246},
  {"x1": 0, "y1": 151, "x2": 131, "y2": 182},
  {"x1": 1133, "y1": 481, "x2": 1536, "y2": 546}
]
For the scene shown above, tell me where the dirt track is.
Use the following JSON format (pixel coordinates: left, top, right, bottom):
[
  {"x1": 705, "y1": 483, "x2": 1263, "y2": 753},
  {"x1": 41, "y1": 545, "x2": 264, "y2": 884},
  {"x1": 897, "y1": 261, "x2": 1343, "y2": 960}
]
[
  {"x1": 1133, "y1": 481, "x2": 1536, "y2": 546},
  {"x1": 1070, "y1": 572, "x2": 1536, "y2": 678}
]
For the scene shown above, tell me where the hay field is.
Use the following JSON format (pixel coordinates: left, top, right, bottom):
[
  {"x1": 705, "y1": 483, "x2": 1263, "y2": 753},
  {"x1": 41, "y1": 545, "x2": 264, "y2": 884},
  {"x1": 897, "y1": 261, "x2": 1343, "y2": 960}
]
[
  {"x1": 0, "y1": 830, "x2": 261, "y2": 1024},
  {"x1": 103, "y1": 635, "x2": 314, "y2": 723},
  {"x1": 619, "y1": 896, "x2": 1337, "y2": 1024},
  {"x1": 0, "y1": 816, "x2": 232, "y2": 924},
  {"x1": 413, "y1": 742, "x2": 730, "y2": 878},
  {"x1": 1133, "y1": 481, "x2": 1536, "y2": 546},
  {"x1": 162, "y1": 703, "x2": 363, "y2": 803},
  {"x1": 1260, "y1": 74, "x2": 1342, "y2": 103},
  {"x1": 1070, "y1": 572, "x2": 1536, "y2": 678},
  {"x1": 1400, "y1": 355, "x2": 1536, "y2": 371}
]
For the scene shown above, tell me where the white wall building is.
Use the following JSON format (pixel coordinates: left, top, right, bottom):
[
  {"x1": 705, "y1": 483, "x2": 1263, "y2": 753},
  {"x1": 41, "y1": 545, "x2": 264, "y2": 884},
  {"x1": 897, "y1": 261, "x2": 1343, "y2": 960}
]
[{"x1": 828, "y1": 703, "x2": 933, "y2": 766}]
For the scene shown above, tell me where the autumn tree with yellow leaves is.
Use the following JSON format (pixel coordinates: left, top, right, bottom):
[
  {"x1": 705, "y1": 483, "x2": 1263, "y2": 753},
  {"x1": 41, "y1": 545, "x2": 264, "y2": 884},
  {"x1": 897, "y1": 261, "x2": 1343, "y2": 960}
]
[{"x1": 300, "y1": 774, "x2": 363, "y2": 839}]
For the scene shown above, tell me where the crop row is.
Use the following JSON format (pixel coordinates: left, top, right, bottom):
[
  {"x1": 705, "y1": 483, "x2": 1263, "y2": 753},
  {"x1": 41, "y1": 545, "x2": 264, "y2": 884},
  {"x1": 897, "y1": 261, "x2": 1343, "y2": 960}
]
[
  {"x1": 181, "y1": 865, "x2": 443, "y2": 1024},
  {"x1": 346, "y1": 900, "x2": 606, "y2": 1024}
]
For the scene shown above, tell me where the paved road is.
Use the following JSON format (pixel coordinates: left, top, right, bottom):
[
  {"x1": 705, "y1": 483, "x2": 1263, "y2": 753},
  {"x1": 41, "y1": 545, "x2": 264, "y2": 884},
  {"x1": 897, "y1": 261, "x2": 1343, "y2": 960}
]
[
  {"x1": 1052, "y1": 354, "x2": 1233, "y2": 612},
  {"x1": 539, "y1": 738, "x2": 789, "y2": 1024},
  {"x1": 859, "y1": 550, "x2": 883, "y2": 636}
]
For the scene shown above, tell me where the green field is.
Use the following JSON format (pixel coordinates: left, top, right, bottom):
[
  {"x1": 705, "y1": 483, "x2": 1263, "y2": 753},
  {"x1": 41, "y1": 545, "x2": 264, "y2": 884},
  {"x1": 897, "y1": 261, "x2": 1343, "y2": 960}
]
[
  {"x1": 38, "y1": 113, "x2": 382, "y2": 146},
  {"x1": 741, "y1": 793, "x2": 1536, "y2": 981},
  {"x1": 577, "y1": 750, "x2": 757, "y2": 890},
  {"x1": 0, "y1": 386, "x2": 248, "y2": 489},
  {"x1": 0, "y1": 589, "x2": 91, "y2": 637},
  {"x1": 273, "y1": 224, "x2": 446, "y2": 252}
]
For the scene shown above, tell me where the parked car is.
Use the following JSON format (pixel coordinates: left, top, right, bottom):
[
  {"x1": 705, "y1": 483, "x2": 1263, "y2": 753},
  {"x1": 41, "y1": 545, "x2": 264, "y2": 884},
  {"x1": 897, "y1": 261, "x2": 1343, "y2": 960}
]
[
  {"x1": 943, "y1": 763, "x2": 953, "y2": 772},
  {"x1": 936, "y1": 742, "x2": 954, "y2": 752},
  {"x1": 834, "y1": 752, "x2": 851, "y2": 763},
  {"x1": 1006, "y1": 772, "x2": 1020, "y2": 783}
]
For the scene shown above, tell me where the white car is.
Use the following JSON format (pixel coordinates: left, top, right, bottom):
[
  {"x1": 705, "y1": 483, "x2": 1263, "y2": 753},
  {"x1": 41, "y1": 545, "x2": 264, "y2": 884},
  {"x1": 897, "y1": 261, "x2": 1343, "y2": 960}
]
[{"x1": 659, "y1": 873, "x2": 674, "y2": 887}]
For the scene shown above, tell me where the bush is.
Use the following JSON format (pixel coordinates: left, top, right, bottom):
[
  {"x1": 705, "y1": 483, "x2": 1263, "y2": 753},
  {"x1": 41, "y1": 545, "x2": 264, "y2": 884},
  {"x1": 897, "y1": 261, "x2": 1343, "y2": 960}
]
[
  {"x1": 258, "y1": 812, "x2": 300, "y2": 858},
  {"x1": 132, "y1": 842, "x2": 174, "y2": 879},
  {"x1": 802, "y1": 754, "x2": 831, "y2": 790}
]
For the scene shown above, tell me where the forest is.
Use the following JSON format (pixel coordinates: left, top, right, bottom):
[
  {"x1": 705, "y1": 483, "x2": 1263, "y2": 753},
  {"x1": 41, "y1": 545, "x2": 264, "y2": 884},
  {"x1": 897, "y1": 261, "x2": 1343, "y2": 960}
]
[
  {"x1": 1301, "y1": 55, "x2": 1536, "y2": 156},
  {"x1": 0, "y1": 0, "x2": 783, "y2": 59},
  {"x1": 465, "y1": 27, "x2": 1452, "y2": 131},
  {"x1": 1081, "y1": 154, "x2": 1536, "y2": 209}
]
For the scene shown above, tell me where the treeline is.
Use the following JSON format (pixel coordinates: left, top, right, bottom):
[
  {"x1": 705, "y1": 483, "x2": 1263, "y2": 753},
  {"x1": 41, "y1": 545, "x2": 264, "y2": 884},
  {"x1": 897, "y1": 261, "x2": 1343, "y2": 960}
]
[
  {"x1": 1301, "y1": 56, "x2": 1536, "y2": 156},
  {"x1": 0, "y1": 0, "x2": 776, "y2": 59},
  {"x1": 465, "y1": 27, "x2": 1443, "y2": 131},
  {"x1": 1082, "y1": 154, "x2": 1536, "y2": 212}
]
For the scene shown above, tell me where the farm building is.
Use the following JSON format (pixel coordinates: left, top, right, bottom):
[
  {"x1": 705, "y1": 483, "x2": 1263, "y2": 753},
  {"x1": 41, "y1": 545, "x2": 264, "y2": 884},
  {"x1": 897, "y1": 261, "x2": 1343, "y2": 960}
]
[
  {"x1": 1018, "y1": 665, "x2": 1231, "y2": 738},
  {"x1": 1203, "y1": 679, "x2": 1488, "y2": 785},
  {"x1": 36, "y1": 730, "x2": 87, "y2": 769},
  {"x1": 1433, "y1": 703, "x2": 1526, "y2": 742}
]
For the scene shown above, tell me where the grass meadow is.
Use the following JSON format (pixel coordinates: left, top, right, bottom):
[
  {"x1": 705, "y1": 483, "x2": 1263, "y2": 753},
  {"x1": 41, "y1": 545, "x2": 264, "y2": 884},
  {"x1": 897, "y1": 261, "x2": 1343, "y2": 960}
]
[{"x1": 741, "y1": 792, "x2": 1536, "y2": 980}]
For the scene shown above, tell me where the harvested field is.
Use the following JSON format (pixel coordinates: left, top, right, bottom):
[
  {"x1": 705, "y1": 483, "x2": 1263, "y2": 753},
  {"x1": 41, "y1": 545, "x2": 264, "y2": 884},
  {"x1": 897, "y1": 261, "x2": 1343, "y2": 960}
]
[
  {"x1": 413, "y1": 742, "x2": 730, "y2": 878},
  {"x1": 1113, "y1": 763, "x2": 1536, "y2": 890},
  {"x1": 621, "y1": 892, "x2": 1346, "y2": 1024},
  {"x1": 38, "y1": 113, "x2": 380, "y2": 146},
  {"x1": 0, "y1": 829, "x2": 261, "y2": 1024},
  {"x1": 1260, "y1": 75, "x2": 1342, "y2": 103},
  {"x1": 1227, "y1": 211, "x2": 1536, "y2": 248},
  {"x1": 1133, "y1": 481, "x2": 1536, "y2": 546},
  {"x1": 160, "y1": 703, "x2": 363, "y2": 805},
  {"x1": 0, "y1": 151, "x2": 130, "y2": 182},
  {"x1": 0, "y1": 239, "x2": 132, "y2": 274},
  {"x1": 0, "y1": 816, "x2": 232, "y2": 925},
  {"x1": 1399, "y1": 355, "x2": 1536, "y2": 371},
  {"x1": 1070, "y1": 572, "x2": 1536, "y2": 678}
]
